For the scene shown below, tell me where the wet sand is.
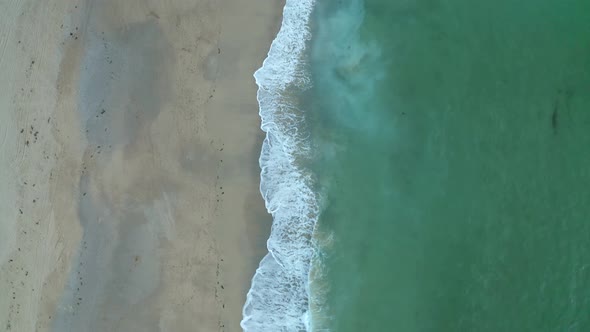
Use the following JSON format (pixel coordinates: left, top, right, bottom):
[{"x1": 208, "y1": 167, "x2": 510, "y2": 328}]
[{"x1": 0, "y1": 0, "x2": 280, "y2": 331}]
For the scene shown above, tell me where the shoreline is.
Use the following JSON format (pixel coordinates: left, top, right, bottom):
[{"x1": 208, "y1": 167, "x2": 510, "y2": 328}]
[
  {"x1": 0, "y1": 0, "x2": 283, "y2": 331},
  {"x1": 241, "y1": 0, "x2": 320, "y2": 330}
]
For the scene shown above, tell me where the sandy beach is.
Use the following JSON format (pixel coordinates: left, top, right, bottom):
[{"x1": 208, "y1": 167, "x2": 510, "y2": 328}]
[{"x1": 0, "y1": 0, "x2": 280, "y2": 331}]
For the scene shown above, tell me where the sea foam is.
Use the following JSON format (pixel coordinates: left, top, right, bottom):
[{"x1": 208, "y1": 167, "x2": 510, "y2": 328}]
[{"x1": 240, "y1": 0, "x2": 318, "y2": 331}]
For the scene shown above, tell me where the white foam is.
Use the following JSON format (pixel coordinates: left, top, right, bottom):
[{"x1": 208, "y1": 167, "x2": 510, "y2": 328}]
[{"x1": 240, "y1": 0, "x2": 319, "y2": 331}]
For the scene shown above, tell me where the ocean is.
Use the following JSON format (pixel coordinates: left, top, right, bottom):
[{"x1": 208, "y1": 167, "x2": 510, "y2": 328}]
[{"x1": 242, "y1": 0, "x2": 590, "y2": 331}]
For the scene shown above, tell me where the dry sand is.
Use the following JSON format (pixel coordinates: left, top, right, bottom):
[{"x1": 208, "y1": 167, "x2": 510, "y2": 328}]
[{"x1": 0, "y1": 0, "x2": 281, "y2": 331}]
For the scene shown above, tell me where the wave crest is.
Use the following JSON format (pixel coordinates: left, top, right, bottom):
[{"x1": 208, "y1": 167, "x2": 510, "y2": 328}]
[{"x1": 240, "y1": 0, "x2": 318, "y2": 331}]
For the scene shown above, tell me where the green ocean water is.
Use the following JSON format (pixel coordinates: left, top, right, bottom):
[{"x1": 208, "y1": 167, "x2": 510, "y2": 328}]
[{"x1": 309, "y1": 0, "x2": 590, "y2": 331}]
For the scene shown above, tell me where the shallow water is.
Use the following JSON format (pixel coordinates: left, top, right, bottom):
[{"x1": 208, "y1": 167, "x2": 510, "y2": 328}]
[{"x1": 309, "y1": 0, "x2": 590, "y2": 331}]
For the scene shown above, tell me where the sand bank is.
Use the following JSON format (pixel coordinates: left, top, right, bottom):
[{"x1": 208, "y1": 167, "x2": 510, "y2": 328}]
[{"x1": 0, "y1": 0, "x2": 281, "y2": 331}]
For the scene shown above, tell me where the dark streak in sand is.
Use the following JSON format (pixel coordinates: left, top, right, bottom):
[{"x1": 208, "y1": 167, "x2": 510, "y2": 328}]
[{"x1": 50, "y1": 3, "x2": 174, "y2": 331}]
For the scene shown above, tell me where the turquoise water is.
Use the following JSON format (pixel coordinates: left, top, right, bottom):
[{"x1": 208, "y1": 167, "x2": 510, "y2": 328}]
[
  {"x1": 242, "y1": 0, "x2": 590, "y2": 331},
  {"x1": 309, "y1": 0, "x2": 590, "y2": 331}
]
